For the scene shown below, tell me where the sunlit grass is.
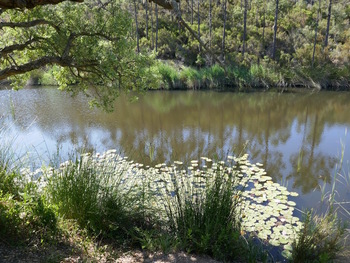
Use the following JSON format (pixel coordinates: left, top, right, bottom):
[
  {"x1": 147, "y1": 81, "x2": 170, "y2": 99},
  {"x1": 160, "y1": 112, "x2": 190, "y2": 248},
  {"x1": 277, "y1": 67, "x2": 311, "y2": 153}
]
[
  {"x1": 290, "y1": 210, "x2": 346, "y2": 262},
  {"x1": 1, "y1": 141, "x2": 347, "y2": 261}
]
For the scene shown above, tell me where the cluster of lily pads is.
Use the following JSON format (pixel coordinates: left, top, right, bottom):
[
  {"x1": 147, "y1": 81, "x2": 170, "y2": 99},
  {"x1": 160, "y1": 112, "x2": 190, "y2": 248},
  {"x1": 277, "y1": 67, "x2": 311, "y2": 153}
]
[{"x1": 20, "y1": 149, "x2": 302, "y2": 258}]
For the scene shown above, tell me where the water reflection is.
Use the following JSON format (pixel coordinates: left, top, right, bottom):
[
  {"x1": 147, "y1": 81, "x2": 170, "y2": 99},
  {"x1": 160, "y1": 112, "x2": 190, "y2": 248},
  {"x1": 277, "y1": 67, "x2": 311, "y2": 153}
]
[{"x1": 1, "y1": 88, "x2": 350, "y2": 212}]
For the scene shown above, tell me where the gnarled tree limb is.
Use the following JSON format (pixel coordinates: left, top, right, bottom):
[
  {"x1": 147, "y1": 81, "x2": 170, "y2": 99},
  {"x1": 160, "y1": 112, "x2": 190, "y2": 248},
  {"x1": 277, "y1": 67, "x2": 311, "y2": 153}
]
[
  {"x1": 0, "y1": 37, "x2": 44, "y2": 57},
  {"x1": 0, "y1": 20, "x2": 60, "y2": 31},
  {"x1": 0, "y1": 0, "x2": 83, "y2": 9},
  {"x1": 149, "y1": 0, "x2": 177, "y2": 10},
  {"x1": 0, "y1": 56, "x2": 67, "y2": 79}
]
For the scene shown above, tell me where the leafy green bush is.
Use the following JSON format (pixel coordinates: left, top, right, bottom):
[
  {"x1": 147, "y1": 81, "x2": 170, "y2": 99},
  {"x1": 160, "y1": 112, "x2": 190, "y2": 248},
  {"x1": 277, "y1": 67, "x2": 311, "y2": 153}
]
[{"x1": 0, "y1": 187, "x2": 57, "y2": 245}]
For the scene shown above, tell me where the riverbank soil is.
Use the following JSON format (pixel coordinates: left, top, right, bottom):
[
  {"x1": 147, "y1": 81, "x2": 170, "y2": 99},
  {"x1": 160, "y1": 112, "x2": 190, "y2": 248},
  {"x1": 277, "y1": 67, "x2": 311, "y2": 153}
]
[{"x1": 0, "y1": 244, "x2": 221, "y2": 263}]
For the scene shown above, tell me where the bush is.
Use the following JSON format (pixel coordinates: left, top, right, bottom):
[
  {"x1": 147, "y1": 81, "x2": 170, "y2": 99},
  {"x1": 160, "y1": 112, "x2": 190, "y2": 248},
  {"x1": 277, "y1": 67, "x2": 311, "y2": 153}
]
[{"x1": 0, "y1": 188, "x2": 57, "y2": 245}]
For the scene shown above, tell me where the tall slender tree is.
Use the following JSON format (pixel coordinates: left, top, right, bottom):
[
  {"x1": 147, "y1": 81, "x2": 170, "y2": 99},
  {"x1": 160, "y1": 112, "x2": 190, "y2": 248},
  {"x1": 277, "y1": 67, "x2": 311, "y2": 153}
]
[
  {"x1": 151, "y1": 1, "x2": 155, "y2": 49},
  {"x1": 312, "y1": 0, "x2": 321, "y2": 67},
  {"x1": 242, "y1": 0, "x2": 248, "y2": 57},
  {"x1": 222, "y1": 0, "x2": 228, "y2": 61},
  {"x1": 191, "y1": 0, "x2": 194, "y2": 24},
  {"x1": 133, "y1": 0, "x2": 140, "y2": 53},
  {"x1": 155, "y1": 2, "x2": 159, "y2": 52},
  {"x1": 209, "y1": 0, "x2": 212, "y2": 50},
  {"x1": 261, "y1": 0, "x2": 266, "y2": 60},
  {"x1": 324, "y1": 0, "x2": 332, "y2": 47},
  {"x1": 272, "y1": 0, "x2": 279, "y2": 59},
  {"x1": 145, "y1": 0, "x2": 149, "y2": 39},
  {"x1": 198, "y1": 0, "x2": 201, "y2": 52}
]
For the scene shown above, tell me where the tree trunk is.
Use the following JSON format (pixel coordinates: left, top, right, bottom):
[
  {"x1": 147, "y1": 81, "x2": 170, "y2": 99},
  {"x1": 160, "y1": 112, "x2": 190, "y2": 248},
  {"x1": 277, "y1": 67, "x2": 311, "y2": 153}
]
[
  {"x1": 155, "y1": 3, "x2": 159, "y2": 52},
  {"x1": 312, "y1": 0, "x2": 321, "y2": 67},
  {"x1": 272, "y1": 0, "x2": 279, "y2": 60},
  {"x1": 151, "y1": 1, "x2": 154, "y2": 50},
  {"x1": 198, "y1": 0, "x2": 201, "y2": 52},
  {"x1": 178, "y1": 0, "x2": 181, "y2": 32},
  {"x1": 145, "y1": 0, "x2": 149, "y2": 40},
  {"x1": 324, "y1": 0, "x2": 332, "y2": 47},
  {"x1": 242, "y1": 0, "x2": 248, "y2": 57},
  {"x1": 222, "y1": 0, "x2": 227, "y2": 61},
  {"x1": 191, "y1": 0, "x2": 194, "y2": 24},
  {"x1": 133, "y1": 0, "x2": 140, "y2": 53},
  {"x1": 209, "y1": 0, "x2": 212, "y2": 50},
  {"x1": 261, "y1": 0, "x2": 267, "y2": 62}
]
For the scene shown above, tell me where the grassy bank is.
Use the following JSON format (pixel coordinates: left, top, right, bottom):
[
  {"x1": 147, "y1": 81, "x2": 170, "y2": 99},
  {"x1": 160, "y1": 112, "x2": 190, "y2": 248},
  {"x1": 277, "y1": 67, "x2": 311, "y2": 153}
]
[
  {"x1": 30, "y1": 60, "x2": 350, "y2": 92},
  {"x1": 153, "y1": 61, "x2": 350, "y2": 91},
  {"x1": 0, "y1": 143, "x2": 347, "y2": 262}
]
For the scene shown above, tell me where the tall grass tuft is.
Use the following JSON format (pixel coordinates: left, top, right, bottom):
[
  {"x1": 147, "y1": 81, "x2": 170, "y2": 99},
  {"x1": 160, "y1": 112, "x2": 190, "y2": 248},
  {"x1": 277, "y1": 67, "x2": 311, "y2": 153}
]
[
  {"x1": 0, "y1": 131, "x2": 57, "y2": 245},
  {"x1": 290, "y1": 210, "x2": 346, "y2": 262},
  {"x1": 157, "y1": 62, "x2": 180, "y2": 89},
  {"x1": 0, "y1": 121, "x2": 22, "y2": 197},
  {"x1": 179, "y1": 67, "x2": 200, "y2": 89},
  {"x1": 158, "y1": 158, "x2": 262, "y2": 261},
  {"x1": 46, "y1": 153, "x2": 155, "y2": 242}
]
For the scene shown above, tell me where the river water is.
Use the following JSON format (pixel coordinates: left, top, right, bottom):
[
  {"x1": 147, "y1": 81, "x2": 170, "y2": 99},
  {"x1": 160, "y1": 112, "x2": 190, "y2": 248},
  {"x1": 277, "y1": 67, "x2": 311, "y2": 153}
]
[{"x1": 1, "y1": 87, "x2": 350, "y2": 219}]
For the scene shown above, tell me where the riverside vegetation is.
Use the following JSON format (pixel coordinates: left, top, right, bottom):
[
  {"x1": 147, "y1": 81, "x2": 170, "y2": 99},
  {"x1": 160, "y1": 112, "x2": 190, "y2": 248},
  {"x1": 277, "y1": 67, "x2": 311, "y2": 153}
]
[
  {"x1": 1, "y1": 0, "x2": 350, "y2": 112},
  {"x1": 29, "y1": 0, "x2": 350, "y2": 92},
  {"x1": 0, "y1": 134, "x2": 347, "y2": 262}
]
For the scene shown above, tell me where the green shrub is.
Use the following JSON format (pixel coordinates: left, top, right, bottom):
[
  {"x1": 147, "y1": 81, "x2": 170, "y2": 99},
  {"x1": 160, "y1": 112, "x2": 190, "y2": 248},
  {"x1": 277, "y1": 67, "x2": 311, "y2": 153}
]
[{"x1": 0, "y1": 190, "x2": 57, "y2": 245}]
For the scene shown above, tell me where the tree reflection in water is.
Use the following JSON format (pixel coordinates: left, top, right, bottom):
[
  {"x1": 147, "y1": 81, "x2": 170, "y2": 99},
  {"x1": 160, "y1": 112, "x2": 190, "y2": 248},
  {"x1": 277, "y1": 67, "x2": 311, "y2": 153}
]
[{"x1": 1, "y1": 88, "x2": 350, "y2": 213}]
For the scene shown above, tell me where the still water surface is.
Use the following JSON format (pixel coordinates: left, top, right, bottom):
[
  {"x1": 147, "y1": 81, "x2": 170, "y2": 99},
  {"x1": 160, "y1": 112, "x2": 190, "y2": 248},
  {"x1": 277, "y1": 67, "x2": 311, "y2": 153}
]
[{"x1": 1, "y1": 87, "x2": 350, "y2": 219}]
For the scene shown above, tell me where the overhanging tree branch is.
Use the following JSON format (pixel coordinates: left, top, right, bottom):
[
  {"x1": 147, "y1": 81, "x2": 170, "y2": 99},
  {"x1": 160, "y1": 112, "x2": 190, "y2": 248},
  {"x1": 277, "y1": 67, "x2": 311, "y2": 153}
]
[
  {"x1": 0, "y1": 37, "x2": 44, "y2": 57},
  {"x1": 0, "y1": 56, "x2": 66, "y2": 79},
  {"x1": 0, "y1": 20, "x2": 60, "y2": 31},
  {"x1": 0, "y1": 0, "x2": 83, "y2": 9}
]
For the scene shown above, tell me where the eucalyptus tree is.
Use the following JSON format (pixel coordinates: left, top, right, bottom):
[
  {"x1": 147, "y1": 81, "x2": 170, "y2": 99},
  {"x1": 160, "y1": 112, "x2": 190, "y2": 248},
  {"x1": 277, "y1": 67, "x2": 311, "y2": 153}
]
[
  {"x1": 150, "y1": 1, "x2": 154, "y2": 49},
  {"x1": 144, "y1": 0, "x2": 149, "y2": 39},
  {"x1": 0, "y1": 0, "x2": 156, "y2": 111},
  {"x1": 324, "y1": 0, "x2": 332, "y2": 47},
  {"x1": 272, "y1": 0, "x2": 279, "y2": 59},
  {"x1": 312, "y1": 0, "x2": 321, "y2": 67},
  {"x1": 242, "y1": 0, "x2": 248, "y2": 57},
  {"x1": 155, "y1": 2, "x2": 159, "y2": 51},
  {"x1": 222, "y1": 0, "x2": 228, "y2": 61},
  {"x1": 192, "y1": 0, "x2": 194, "y2": 24},
  {"x1": 209, "y1": 0, "x2": 212, "y2": 49},
  {"x1": 197, "y1": 0, "x2": 201, "y2": 52},
  {"x1": 133, "y1": 0, "x2": 140, "y2": 53}
]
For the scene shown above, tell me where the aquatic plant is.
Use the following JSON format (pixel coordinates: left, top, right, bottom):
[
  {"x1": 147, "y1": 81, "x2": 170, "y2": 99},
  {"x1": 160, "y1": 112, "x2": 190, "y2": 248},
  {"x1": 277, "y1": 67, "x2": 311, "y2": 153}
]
[{"x1": 21, "y1": 150, "x2": 303, "y2": 259}]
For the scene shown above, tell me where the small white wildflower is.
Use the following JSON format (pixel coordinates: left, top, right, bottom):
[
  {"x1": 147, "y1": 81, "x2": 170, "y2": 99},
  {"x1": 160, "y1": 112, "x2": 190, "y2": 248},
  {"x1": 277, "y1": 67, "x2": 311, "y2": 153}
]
[{"x1": 19, "y1": 212, "x2": 26, "y2": 219}]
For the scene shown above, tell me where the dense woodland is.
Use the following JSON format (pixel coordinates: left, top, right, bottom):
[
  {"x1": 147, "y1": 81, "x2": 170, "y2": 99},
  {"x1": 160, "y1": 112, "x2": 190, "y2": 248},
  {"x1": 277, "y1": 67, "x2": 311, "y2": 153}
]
[{"x1": 128, "y1": 0, "x2": 350, "y2": 88}]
